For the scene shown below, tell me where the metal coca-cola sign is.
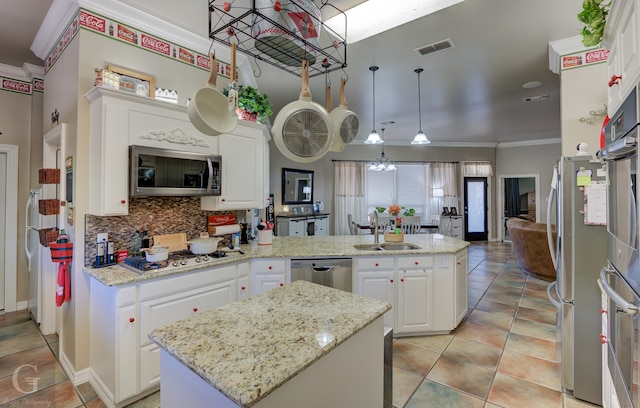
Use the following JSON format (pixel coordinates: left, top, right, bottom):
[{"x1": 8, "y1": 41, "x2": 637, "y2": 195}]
[
  {"x1": 179, "y1": 48, "x2": 194, "y2": 64},
  {"x1": 33, "y1": 79, "x2": 45, "y2": 92},
  {"x1": 141, "y1": 34, "x2": 170, "y2": 56},
  {"x1": 585, "y1": 49, "x2": 609, "y2": 64},
  {"x1": 79, "y1": 11, "x2": 106, "y2": 33},
  {"x1": 2, "y1": 79, "x2": 32, "y2": 94},
  {"x1": 196, "y1": 54, "x2": 212, "y2": 70},
  {"x1": 117, "y1": 24, "x2": 136, "y2": 44}
]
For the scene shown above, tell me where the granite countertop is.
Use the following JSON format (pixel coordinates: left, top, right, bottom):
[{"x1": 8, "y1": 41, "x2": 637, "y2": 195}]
[
  {"x1": 84, "y1": 234, "x2": 469, "y2": 287},
  {"x1": 148, "y1": 280, "x2": 391, "y2": 408},
  {"x1": 276, "y1": 212, "x2": 330, "y2": 218}
]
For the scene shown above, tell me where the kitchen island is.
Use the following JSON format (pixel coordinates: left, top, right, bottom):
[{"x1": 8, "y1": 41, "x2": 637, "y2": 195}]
[{"x1": 149, "y1": 280, "x2": 391, "y2": 408}]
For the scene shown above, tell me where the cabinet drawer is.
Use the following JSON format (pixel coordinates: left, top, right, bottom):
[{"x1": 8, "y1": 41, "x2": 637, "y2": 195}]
[
  {"x1": 140, "y1": 265, "x2": 235, "y2": 301},
  {"x1": 117, "y1": 285, "x2": 137, "y2": 306},
  {"x1": 139, "y1": 343, "x2": 161, "y2": 390},
  {"x1": 355, "y1": 257, "x2": 395, "y2": 270},
  {"x1": 397, "y1": 256, "x2": 433, "y2": 270},
  {"x1": 251, "y1": 258, "x2": 287, "y2": 273}
]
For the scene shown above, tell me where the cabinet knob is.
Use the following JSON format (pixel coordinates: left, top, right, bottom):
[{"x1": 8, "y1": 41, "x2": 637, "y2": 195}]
[
  {"x1": 456, "y1": 261, "x2": 461, "y2": 265},
  {"x1": 279, "y1": 283, "x2": 284, "y2": 287},
  {"x1": 608, "y1": 75, "x2": 622, "y2": 87},
  {"x1": 600, "y1": 335, "x2": 608, "y2": 344},
  {"x1": 120, "y1": 199, "x2": 126, "y2": 204},
  {"x1": 600, "y1": 333, "x2": 606, "y2": 338},
  {"x1": 375, "y1": 263, "x2": 379, "y2": 267},
  {"x1": 193, "y1": 307, "x2": 198, "y2": 312},
  {"x1": 241, "y1": 286, "x2": 246, "y2": 290},
  {"x1": 600, "y1": 308, "x2": 607, "y2": 314},
  {"x1": 400, "y1": 278, "x2": 405, "y2": 282},
  {"x1": 390, "y1": 279, "x2": 394, "y2": 283},
  {"x1": 129, "y1": 317, "x2": 135, "y2": 323},
  {"x1": 221, "y1": 198, "x2": 226, "y2": 202},
  {"x1": 268, "y1": 266, "x2": 272, "y2": 270},
  {"x1": 414, "y1": 261, "x2": 419, "y2": 265}
]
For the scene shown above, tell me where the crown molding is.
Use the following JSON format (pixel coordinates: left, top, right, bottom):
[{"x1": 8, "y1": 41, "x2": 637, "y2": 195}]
[
  {"x1": 496, "y1": 138, "x2": 561, "y2": 148},
  {"x1": 0, "y1": 63, "x2": 42, "y2": 81},
  {"x1": 548, "y1": 35, "x2": 592, "y2": 74},
  {"x1": 31, "y1": 0, "x2": 79, "y2": 59}
]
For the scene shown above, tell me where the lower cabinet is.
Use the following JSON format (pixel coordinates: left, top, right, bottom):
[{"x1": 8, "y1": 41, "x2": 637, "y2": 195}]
[
  {"x1": 251, "y1": 258, "x2": 289, "y2": 295},
  {"x1": 89, "y1": 265, "x2": 239, "y2": 406},
  {"x1": 355, "y1": 249, "x2": 467, "y2": 336}
]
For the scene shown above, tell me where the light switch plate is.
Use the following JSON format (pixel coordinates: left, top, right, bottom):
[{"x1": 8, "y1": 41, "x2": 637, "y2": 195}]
[{"x1": 97, "y1": 233, "x2": 108, "y2": 243}]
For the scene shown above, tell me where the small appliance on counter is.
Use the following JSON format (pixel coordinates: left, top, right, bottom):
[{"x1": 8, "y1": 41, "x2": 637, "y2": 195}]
[{"x1": 95, "y1": 240, "x2": 116, "y2": 267}]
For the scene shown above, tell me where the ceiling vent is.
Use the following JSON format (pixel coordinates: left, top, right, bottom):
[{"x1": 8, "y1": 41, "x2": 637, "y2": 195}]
[
  {"x1": 523, "y1": 95, "x2": 550, "y2": 103},
  {"x1": 414, "y1": 38, "x2": 455, "y2": 56}
]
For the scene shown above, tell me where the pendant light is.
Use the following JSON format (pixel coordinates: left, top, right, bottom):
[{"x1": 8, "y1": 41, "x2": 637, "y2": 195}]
[
  {"x1": 365, "y1": 66, "x2": 383, "y2": 144},
  {"x1": 369, "y1": 128, "x2": 396, "y2": 171},
  {"x1": 411, "y1": 68, "x2": 431, "y2": 145}
]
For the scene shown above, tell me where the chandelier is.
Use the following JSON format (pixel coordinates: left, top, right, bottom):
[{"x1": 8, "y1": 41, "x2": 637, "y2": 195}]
[
  {"x1": 411, "y1": 68, "x2": 431, "y2": 145},
  {"x1": 369, "y1": 128, "x2": 396, "y2": 171},
  {"x1": 364, "y1": 66, "x2": 383, "y2": 144}
]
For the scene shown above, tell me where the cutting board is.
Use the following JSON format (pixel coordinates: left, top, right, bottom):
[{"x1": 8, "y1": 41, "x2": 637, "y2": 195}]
[{"x1": 153, "y1": 233, "x2": 187, "y2": 252}]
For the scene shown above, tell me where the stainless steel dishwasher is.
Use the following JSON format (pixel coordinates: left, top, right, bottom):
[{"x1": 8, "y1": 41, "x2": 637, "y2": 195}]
[{"x1": 290, "y1": 258, "x2": 352, "y2": 292}]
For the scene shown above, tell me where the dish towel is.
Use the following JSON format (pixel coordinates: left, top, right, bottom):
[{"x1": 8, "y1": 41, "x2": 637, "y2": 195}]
[{"x1": 55, "y1": 262, "x2": 71, "y2": 306}]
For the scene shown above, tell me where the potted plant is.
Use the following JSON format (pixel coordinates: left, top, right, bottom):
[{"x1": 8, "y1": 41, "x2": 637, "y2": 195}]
[
  {"x1": 577, "y1": 0, "x2": 610, "y2": 46},
  {"x1": 224, "y1": 85, "x2": 273, "y2": 124}
]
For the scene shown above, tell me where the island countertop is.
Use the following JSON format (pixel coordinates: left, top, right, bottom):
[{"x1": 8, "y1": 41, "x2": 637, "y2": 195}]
[
  {"x1": 85, "y1": 234, "x2": 469, "y2": 286},
  {"x1": 148, "y1": 280, "x2": 391, "y2": 408}
]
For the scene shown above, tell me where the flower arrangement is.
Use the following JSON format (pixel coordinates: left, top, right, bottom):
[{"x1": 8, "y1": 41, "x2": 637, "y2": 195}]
[
  {"x1": 403, "y1": 207, "x2": 416, "y2": 216},
  {"x1": 388, "y1": 204, "x2": 401, "y2": 216},
  {"x1": 223, "y1": 85, "x2": 273, "y2": 123}
]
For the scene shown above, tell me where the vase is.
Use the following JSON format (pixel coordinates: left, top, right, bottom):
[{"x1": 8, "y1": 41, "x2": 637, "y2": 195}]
[{"x1": 236, "y1": 108, "x2": 259, "y2": 123}]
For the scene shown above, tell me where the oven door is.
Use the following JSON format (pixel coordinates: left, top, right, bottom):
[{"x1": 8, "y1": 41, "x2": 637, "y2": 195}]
[{"x1": 600, "y1": 265, "x2": 640, "y2": 408}]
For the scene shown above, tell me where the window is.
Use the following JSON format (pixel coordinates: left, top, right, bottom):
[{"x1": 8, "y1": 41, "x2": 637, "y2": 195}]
[{"x1": 366, "y1": 164, "x2": 429, "y2": 220}]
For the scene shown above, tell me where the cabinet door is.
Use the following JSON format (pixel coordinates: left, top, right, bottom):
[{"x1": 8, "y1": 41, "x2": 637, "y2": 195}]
[
  {"x1": 357, "y1": 269, "x2": 395, "y2": 328},
  {"x1": 315, "y1": 216, "x2": 329, "y2": 236},
  {"x1": 396, "y1": 269, "x2": 434, "y2": 334},
  {"x1": 238, "y1": 274, "x2": 251, "y2": 300},
  {"x1": 117, "y1": 303, "x2": 139, "y2": 400},
  {"x1": 290, "y1": 219, "x2": 306, "y2": 236},
  {"x1": 433, "y1": 255, "x2": 456, "y2": 331},
  {"x1": 252, "y1": 273, "x2": 286, "y2": 295},
  {"x1": 139, "y1": 343, "x2": 161, "y2": 391},
  {"x1": 202, "y1": 125, "x2": 265, "y2": 210},
  {"x1": 454, "y1": 250, "x2": 468, "y2": 325}
]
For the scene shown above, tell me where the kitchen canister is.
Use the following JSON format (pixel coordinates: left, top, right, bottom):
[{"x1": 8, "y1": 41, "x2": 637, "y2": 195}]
[
  {"x1": 257, "y1": 229, "x2": 273, "y2": 245},
  {"x1": 252, "y1": 0, "x2": 321, "y2": 66}
]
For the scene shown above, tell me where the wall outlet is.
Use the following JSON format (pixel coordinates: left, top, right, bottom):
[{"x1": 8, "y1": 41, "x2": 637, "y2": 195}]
[{"x1": 97, "y1": 233, "x2": 108, "y2": 243}]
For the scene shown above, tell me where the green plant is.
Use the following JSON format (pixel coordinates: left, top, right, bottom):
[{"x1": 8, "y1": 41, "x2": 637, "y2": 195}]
[
  {"x1": 402, "y1": 207, "x2": 415, "y2": 217},
  {"x1": 375, "y1": 206, "x2": 386, "y2": 213},
  {"x1": 224, "y1": 85, "x2": 272, "y2": 123},
  {"x1": 577, "y1": 0, "x2": 610, "y2": 47}
]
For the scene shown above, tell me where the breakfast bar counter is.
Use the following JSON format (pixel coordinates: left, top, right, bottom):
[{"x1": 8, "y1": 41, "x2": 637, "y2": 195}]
[{"x1": 148, "y1": 280, "x2": 391, "y2": 408}]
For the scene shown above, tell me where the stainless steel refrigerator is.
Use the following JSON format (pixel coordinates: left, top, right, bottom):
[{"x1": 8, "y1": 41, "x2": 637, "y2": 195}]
[{"x1": 546, "y1": 155, "x2": 608, "y2": 405}]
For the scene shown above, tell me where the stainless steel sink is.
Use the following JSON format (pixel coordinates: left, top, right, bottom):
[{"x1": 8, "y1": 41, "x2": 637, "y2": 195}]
[{"x1": 353, "y1": 243, "x2": 422, "y2": 251}]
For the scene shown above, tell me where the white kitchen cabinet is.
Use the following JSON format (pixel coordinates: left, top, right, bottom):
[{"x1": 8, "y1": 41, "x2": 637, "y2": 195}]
[
  {"x1": 604, "y1": 0, "x2": 640, "y2": 115},
  {"x1": 396, "y1": 256, "x2": 434, "y2": 334},
  {"x1": 89, "y1": 264, "x2": 238, "y2": 407},
  {"x1": 314, "y1": 215, "x2": 329, "y2": 236},
  {"x1": 237, "y1": 261, "x2": 251, "y2": 300},
  {"x1": 355, "y1": 257, "x2": 396, "y2": 328},
  {"x1": 201, "y1": 121, "x2": 268, "y2": 211},
  {"x1": 251, "y1": 258, "x2": 288, "y2": 295},
  {"x1": 355, "y1": 252, "x2": 465, "y2": 336},
  {"x1": 276, "y1": 215, "x2": 331, "y2": 236}
]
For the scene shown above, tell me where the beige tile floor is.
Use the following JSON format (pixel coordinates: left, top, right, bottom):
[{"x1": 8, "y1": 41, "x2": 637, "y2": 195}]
[{"x1": 0, "y1": 242, "x2": 600, "y2": 407}]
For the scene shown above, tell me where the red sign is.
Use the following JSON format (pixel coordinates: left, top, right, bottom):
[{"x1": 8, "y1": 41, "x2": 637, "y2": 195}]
[
  {"x1": 178, "y1": 47, "x2": 194, "y2": 64},
  {"x1": 208, "y1": 215, "x2": 237, "y2": 226},
  {"x1": 33, "y1": 79, "x2": 45, "y2": 92},
  {"x1": 117, "y1": 24, "x2": 136, "y2": 44},
  {"x1": 196, "y1": 54, "x2": 212, "y2": 70},
  {"x1": 562, "y1": 55, "x2": 582, "y2": 68},
  {"x1": 79, "y1": 11, "x2": 106, "y2": 33},
  {"x1": 141, "y1": 34, "x2": 170, "y2": 55},
  {"x1": 2, "y1": 79, "x2": 32, "y2": 94},
  {"x1": 585, "y1": 49, "x2": 609, "y2": 64}
]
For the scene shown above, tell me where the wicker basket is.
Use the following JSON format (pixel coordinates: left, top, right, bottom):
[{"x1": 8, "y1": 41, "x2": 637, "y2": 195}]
[
  {"x1": 38, "y1": 168, "x2": 60, "y2": 184},
  {"x1": 39, "y1": 228, "x2": 60, "y2": 247},
  {"x1": 384, "y1": 232, "x2": 404, "y2": 242},
  {"x1": 38, "y1": 199, "x2": 60, "y2": 215}
]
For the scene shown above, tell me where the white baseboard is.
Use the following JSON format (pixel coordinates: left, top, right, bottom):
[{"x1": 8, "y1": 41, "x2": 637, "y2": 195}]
[
  {"x1": 59, "y1": 350, "x2": 92, "y2": 386},
  {"x1": 16, "y1": 300, "x2": 28, "y2": 310},
  {"x1": 88, "y1": 369, "x2": 116, "y2": 408}
]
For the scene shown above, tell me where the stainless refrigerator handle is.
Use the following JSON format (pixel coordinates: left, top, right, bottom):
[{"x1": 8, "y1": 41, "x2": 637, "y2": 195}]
[
  {"x1": 546, "y1": 281, "x2": 561, "y2": 309},
  {"x1": 599, "y1": 267, "x2": 639, "y2": 315},
  {"x1": 546, "y1": 165, "x2": 558, "y2": 271},
  {"x1": 631, "y1": 184, "x2": 637, "y2": 247}
]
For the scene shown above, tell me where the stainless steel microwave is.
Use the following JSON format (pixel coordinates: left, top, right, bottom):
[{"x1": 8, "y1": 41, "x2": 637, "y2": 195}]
[{"x1": 129, "y1": 145, "x2": 221, "y2": 197}]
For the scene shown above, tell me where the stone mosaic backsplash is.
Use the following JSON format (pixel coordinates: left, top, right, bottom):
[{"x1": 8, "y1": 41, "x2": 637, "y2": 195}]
[{"x1": 85, "y1": 196, "x2": 250, "y2": 266}]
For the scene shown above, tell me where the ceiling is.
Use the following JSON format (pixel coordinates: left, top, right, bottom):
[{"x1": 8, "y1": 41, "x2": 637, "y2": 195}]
[{"x1": 1, "y1": 0, "x2": 587, "y2": 146}]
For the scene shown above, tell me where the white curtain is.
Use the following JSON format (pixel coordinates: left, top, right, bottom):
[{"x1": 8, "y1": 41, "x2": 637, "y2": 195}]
[
  {"x1": 462, "y1": 161, "x2": 494, "y2": 177},
  {"x1": 430, "y1": 162, "x2": 458, "y2": 216},
  {"x1": 334, "y1": 161, "x2": 366, "y2": 235}
]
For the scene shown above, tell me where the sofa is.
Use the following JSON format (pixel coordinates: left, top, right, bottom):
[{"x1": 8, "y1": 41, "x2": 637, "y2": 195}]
[{"x1": 506, "y1": 216, "x2": 557, "y2": 281}]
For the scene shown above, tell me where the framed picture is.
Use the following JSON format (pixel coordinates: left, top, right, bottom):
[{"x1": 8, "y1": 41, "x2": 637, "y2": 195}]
[
  {"x1": 450, "y1": 207, "x2": 458, "y2": 216},
  {"x1": 107, "y1": 64, "x2": 155, "y2": 98},
  {"x1": 442, "y1": 207, "x2": 450, "y2": 216}
]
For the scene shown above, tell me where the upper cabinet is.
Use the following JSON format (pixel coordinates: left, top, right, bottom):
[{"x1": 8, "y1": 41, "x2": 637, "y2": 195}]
[
  {"x1": 201, "y1": 122, "x2": 268, "y2": 211},
  {"x1": 604, "y1": 0, "x2": 640, "y2": 114},
  {"x1": 85, "y1": 87, "x2": 268, "y2": 215}
]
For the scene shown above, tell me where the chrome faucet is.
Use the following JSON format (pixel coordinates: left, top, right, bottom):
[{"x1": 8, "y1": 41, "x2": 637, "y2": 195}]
[{"x1": 371, "y1": 210, "x2": 379, "y2": 244}]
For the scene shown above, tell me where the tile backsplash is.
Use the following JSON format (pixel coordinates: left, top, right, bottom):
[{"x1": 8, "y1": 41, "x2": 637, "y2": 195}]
[{"x1": 85, "y1": 196, "x2": 249, "y2": 266}]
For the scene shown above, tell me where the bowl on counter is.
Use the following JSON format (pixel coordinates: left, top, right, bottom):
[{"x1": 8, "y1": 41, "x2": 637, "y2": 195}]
[{"x1": 187, "y1": 237, "x2": 220, "y2": 254}]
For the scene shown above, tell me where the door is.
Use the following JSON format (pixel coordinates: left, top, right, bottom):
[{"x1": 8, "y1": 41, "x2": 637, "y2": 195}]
[{"x1": 463, "y1": 177, "x2": 488, "y2": 241}]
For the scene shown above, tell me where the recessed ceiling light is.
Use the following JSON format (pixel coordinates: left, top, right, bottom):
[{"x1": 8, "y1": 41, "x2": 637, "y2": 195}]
[
  {"x1": 522, "y1": 81, "x2": 542, "y2": 89},
  {"x1": 325, "y1": 0, "x2": 465, "y2": 44}
]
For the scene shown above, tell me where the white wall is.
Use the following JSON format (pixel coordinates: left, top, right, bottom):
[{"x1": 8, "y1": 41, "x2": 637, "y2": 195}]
[{"x1": 560, "y1": 62, "x2": 608, "y2": 156}]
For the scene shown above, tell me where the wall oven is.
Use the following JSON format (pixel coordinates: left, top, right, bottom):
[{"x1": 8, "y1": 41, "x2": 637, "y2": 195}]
[
  {"x1": 130, "y1": 145, "x2": 221, "y2": 197},
  {"x1": 597, "y1": 85, "x2": 640, "y2": 408}
]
